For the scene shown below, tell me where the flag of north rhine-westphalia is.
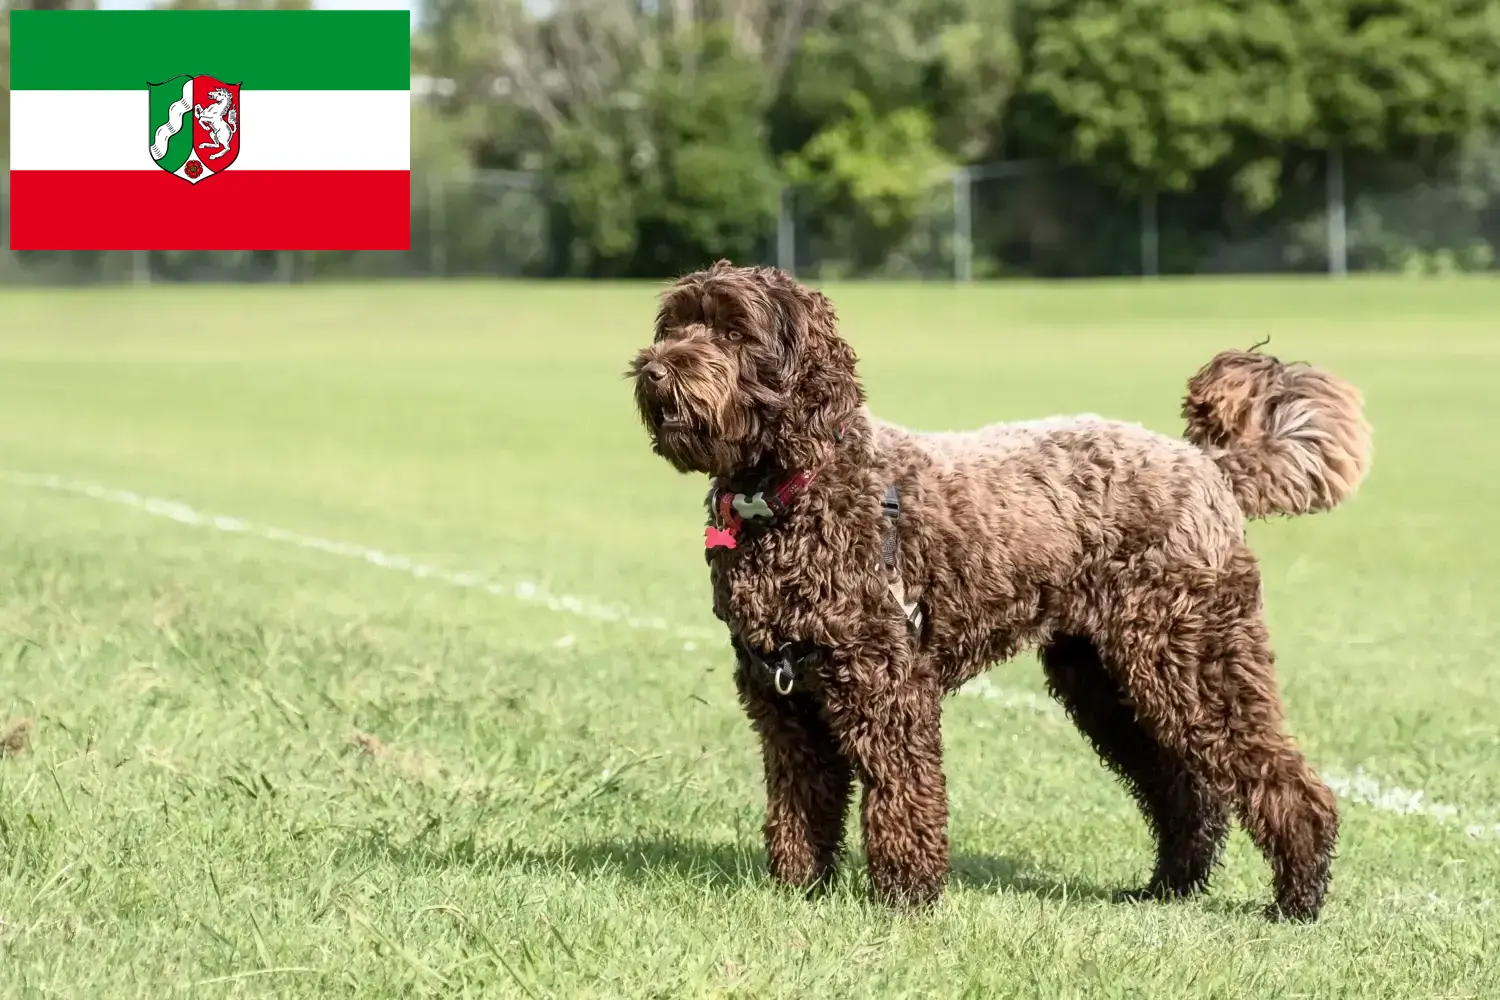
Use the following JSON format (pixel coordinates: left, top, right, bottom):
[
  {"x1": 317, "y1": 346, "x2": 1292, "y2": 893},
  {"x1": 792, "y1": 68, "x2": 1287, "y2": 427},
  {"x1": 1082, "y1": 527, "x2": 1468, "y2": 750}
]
[{"x1": 9, "y1": 9, "x2": 411, "y2": 251}]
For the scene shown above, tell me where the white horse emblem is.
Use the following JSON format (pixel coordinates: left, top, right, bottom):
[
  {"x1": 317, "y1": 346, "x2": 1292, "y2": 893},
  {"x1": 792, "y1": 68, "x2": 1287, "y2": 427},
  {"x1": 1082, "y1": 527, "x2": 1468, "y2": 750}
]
[{"x1": 194, "y1": 87, "x2": 238, "y2": 161}]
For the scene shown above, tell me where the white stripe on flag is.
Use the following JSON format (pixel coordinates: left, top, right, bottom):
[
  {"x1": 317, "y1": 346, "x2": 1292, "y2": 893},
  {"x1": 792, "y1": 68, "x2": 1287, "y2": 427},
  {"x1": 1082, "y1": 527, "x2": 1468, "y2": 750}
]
[{"x1": 10, "y1": 90, "x2": 410, "y2": 171}]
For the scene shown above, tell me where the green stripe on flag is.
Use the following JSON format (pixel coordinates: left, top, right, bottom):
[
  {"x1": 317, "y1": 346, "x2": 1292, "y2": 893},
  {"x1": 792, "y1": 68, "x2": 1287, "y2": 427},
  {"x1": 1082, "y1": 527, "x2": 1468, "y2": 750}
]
[{"x1": 10, "y1": 10, "x2": 410, "y2": 91}]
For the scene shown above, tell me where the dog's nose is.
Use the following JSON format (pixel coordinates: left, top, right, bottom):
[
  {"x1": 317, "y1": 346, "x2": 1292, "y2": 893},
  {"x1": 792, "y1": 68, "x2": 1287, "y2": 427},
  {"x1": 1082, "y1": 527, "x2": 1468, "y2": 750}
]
[{"x1": 642, "y1": 361, "x2": 669, "y2": 384}]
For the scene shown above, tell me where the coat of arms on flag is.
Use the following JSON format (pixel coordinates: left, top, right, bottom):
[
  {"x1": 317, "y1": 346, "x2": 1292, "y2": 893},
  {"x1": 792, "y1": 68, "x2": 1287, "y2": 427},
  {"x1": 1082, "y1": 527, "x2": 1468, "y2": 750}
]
[{"x1": 148, "y1": 74, "x2": 242, "y2": 184}]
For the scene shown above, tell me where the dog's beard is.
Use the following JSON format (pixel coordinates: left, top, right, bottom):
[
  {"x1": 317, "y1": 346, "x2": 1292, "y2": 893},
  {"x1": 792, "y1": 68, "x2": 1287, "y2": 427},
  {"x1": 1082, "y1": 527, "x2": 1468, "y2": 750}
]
[
  {"x1": 633, "y1": 355, "x2": 761, "y2": 477},
  {"x1": 654, "y1": 420, "x2": 749, "y2": 476}
]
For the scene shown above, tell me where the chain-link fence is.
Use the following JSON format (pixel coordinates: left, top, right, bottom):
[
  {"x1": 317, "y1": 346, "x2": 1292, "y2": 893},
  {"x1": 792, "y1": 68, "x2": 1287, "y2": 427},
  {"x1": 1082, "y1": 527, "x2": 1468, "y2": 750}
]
[
  {"x1": 6, "y1": 147, "x2": 1500, "y2": 283},
  {"x1": 781, "y1": 145, "x2": 1500, "y2": 281}
]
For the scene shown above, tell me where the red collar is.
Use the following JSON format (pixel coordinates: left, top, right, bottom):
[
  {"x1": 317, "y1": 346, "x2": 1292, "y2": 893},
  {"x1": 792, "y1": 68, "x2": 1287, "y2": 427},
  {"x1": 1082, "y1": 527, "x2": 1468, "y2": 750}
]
[
  {"x1": 705, "y1": 470, "x2": 816, "y2": 551},
  {"x1": 703, "y1": 421, "x2": 849, "y2": 550},
  {"x1": 705, "y1": 468, "x2": 815, "y2": 550}
]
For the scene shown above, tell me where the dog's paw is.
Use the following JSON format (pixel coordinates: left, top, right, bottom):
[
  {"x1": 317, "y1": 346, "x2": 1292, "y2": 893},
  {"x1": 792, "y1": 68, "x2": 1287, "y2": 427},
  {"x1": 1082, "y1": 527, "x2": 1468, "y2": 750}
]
[
  {"x1": 870, "y1": 878, "x2": 944, "y2": 910},
  {"x1": 1112, "y1": 880, "x2": 1199, "y2": 904},
  {"x1": 1263, "y1": 900, "x2": 1321, "y2": 924},
  {"x1": 1112, "y1": 885, "x2": 1167, "y2": 904}
]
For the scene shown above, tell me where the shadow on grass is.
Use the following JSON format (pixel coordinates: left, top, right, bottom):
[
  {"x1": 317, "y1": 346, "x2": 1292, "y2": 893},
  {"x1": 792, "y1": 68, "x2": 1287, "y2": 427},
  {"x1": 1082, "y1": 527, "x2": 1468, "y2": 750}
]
[{"x1": 335, "y1": 829, "x2": 1126, "y2": 905}]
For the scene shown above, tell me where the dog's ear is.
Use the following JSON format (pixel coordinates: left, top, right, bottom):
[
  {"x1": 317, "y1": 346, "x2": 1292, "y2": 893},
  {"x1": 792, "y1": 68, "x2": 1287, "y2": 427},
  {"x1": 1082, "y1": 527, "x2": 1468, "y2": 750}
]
[{"x1": 773, "y1": 282, "x2": 863, "y2": 469}]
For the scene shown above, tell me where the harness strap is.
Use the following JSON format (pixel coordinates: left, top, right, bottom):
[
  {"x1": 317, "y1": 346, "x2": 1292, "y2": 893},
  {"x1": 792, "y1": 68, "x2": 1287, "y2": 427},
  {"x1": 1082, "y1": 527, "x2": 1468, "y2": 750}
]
[
  {"x1": 881, "y1": 484, "x2": 923, "y2": 635},
  {"x1": 743, "y1": 481, "x2": 922, "y2": 697},
  {"x1": 880, "y1": 485, "x2": 901, "y2": 569},
  {"x1": 742, "y1": 643, "x2": 798, "y2": 696}
]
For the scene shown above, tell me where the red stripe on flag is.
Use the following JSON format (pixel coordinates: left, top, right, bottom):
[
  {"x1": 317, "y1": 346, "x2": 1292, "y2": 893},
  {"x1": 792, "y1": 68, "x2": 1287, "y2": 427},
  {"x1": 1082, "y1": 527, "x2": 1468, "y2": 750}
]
[{"x1": 9, "y1": 170, "x2": 411, "y2": 251}]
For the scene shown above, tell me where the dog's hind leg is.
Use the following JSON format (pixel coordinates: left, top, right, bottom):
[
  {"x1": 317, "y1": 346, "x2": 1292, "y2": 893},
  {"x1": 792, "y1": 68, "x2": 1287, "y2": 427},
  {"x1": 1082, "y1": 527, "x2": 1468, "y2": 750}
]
[
  {"x1": 1040, "y1": 635, "x2": 1229, "y2": 901},
  {"x1": 1192, "y1": 617, "x2": 1338, "y2": 923},
  {"x1": 733, "y1": 646, "x2": 853, "y2": 892},
  {"x1": 1098, "y1": 567, "x2": 1339, "y2": 922}
]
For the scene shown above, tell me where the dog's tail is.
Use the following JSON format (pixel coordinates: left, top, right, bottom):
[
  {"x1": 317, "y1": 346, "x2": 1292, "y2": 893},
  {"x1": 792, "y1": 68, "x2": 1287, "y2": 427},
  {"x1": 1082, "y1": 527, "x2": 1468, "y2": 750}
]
[{"x1": 1182, "y1": 348, "x2": 1372, "y2": 519}]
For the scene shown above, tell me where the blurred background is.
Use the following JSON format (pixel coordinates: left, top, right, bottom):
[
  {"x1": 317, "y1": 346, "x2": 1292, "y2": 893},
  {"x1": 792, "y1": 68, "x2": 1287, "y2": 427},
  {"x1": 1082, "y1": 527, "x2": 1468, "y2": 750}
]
[{"x1": 4, "y1": 0, "x2": 1500, "y2": 284}]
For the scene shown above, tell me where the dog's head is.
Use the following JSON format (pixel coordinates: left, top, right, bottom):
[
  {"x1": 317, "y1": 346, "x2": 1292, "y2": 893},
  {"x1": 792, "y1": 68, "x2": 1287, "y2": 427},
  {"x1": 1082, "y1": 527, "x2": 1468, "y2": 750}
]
[{"x1": 628, "y1": 261, "x2": 863, "y2": 477}]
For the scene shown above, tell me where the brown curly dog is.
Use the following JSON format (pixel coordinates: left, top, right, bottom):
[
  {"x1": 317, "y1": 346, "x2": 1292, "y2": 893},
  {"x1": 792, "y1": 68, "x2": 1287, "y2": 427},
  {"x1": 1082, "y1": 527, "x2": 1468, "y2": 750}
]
[{"x1": 629, "y1": 261, "x2": 1372, "y2": 922}]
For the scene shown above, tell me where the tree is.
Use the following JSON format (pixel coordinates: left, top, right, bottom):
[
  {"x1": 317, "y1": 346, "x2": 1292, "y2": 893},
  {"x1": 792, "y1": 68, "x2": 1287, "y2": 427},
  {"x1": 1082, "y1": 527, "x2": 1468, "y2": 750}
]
[
  {"x1": 772, "y1": 0, "x2": 1018, "y2": 162},
  {"x1": 412, "y1": 0, "x2": 799, "y2": 275},
  {"x1": 784, "y1": 92, "x2": 952, "y2": 275},
  {"x1": 1015, "y1": 0, "x2": 1500, "y2": 202},
  {"x1": 404, "y1": 0, "x2": 1500, "y2": 278},
  {"x1": 627, "y1": 27, "x2": 783, "y2": 276},
  {"x1": 769, "y1": 0, "x2": 1018, "y2": 275}
]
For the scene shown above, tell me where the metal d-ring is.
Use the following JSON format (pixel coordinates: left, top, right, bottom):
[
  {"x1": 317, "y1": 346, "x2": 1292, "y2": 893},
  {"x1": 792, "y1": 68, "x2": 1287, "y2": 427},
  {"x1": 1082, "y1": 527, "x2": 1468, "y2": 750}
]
[{"x1": 773, "y1": 660, "x2": 795, "y2": 695}]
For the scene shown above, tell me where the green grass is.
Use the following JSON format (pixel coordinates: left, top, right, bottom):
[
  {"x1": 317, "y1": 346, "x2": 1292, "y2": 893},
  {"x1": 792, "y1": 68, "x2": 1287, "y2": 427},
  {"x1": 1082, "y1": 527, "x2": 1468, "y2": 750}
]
[{"x1": 0, "y1": 277, "x2": 1497, "y2": 998}]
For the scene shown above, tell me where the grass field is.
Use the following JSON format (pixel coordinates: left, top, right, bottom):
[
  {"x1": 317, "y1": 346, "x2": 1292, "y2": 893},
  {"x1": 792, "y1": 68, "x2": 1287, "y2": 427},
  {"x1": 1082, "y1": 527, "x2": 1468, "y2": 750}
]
[{"x1": 0, "y1": 278, "x2": 1497, "y2": 998}]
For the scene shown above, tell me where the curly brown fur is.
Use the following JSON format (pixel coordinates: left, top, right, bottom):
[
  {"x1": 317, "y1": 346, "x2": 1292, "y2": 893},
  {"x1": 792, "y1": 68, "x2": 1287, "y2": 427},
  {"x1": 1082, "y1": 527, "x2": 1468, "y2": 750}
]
[
  {"x1": 629, "y1": 261, "x2": 1370, "y2": 922},
  {"x1": 1184, "y1": 348, "x2": 1372, "y2": 518},
  {"x1": 1041, "y1": 636, "x2": 1230, "y2": 901},
  {"x1": 733, "y1": 637, "x2": 853, "y2": 892}
]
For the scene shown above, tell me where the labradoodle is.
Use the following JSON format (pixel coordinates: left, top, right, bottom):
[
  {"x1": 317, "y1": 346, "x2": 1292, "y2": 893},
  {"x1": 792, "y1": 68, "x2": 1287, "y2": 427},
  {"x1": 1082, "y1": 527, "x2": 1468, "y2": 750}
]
[{"x1": 628, "y1": 261, "x2": 1372, "y2": 922}]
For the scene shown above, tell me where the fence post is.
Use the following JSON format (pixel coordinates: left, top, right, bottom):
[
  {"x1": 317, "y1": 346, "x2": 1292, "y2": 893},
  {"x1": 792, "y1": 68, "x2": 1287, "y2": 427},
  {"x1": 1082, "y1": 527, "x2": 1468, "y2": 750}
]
[
  {"x1": 1327, "y1": 146, "x2": 1347, "y2": 277},
  {"x1": 131, "y1": 250, "x2": 151, "y2": 286},
  {"x1": 1140, "y1": 188, "x2": 1159, "y2": 278},
  {"x1": 777, "y1": 186, "x2": 795, "y2": 276},
  {"x1": 952, "y1": 166, "x2": 973, "y2": 283}
]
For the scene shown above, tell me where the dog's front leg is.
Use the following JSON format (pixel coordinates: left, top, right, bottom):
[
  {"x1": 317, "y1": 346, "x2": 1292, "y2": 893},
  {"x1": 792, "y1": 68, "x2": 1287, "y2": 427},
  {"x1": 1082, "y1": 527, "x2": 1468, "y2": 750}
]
[
  {"x1": 733, "y1": 648, "x2": 853, "y2": 890},
  {"x1": 823, "y1": 643, "x2": 949, "y2": 908}
]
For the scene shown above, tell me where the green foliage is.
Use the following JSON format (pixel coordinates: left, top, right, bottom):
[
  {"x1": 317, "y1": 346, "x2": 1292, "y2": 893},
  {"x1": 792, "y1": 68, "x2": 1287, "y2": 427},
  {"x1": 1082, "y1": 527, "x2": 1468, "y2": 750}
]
[
  {"x1": 1302, "y1": 0, "x2": 1500, "y2": 150},
  {"x1": 630, "y1": 38, "x2": 782, "y2": 276},
  {"x1": 530, "y1": 27, "x2": 782, "y2": 277},
  {"x1": 773, "y1": 0, "x2": 1019, "y2": 161},
  {"x1": 1019, "y1": 0, "x2": 1318, "y2": 193},
  {"x1": 762, "y1": 0, "x2": 1017, "y2": 276},
  {"x1": 400, "y1": 0, "x2": 1500, "y2": 278},
  {"x1": 1343, "y1": 136, "x2": 1500, "y2": 273},
  {"x1": 929, "y1": 1, "x2": 1022, "y2": 160},
  {"x1": 783, "y1": 94, "x2": 954, "y2": 276},
  {"x1": 550, "y1": 134, "x2": 641, "y2": 275},
  {"x1": 1018, "y1": 0, "x2": 1500, "y2": 203},
  {"x1": 8, "y1": 0, "x2": 1500, "y2": 277},
  {"x1": 786, "y1": 94, "x2": 951, "y2": 230}
]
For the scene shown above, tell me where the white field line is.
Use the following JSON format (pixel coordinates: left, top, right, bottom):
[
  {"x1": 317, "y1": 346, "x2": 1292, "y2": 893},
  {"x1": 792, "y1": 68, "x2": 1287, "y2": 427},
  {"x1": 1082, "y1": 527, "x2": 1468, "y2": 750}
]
[
  {"x1": 959, "y1": 677, "x2": 1498, "y2": 841},
  {"x1": 4, "y1": 471, "x2": 1496, "y2": 842},
  {"x1": 0, "y1": 472, "x2": 715, "y2": 642}
]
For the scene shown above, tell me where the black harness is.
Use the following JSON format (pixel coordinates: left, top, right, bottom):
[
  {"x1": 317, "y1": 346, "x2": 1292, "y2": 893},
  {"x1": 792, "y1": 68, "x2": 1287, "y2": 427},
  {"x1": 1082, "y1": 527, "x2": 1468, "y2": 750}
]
[{"x1": 743, "y1": 483, "x2": 922, "y2": 695}]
